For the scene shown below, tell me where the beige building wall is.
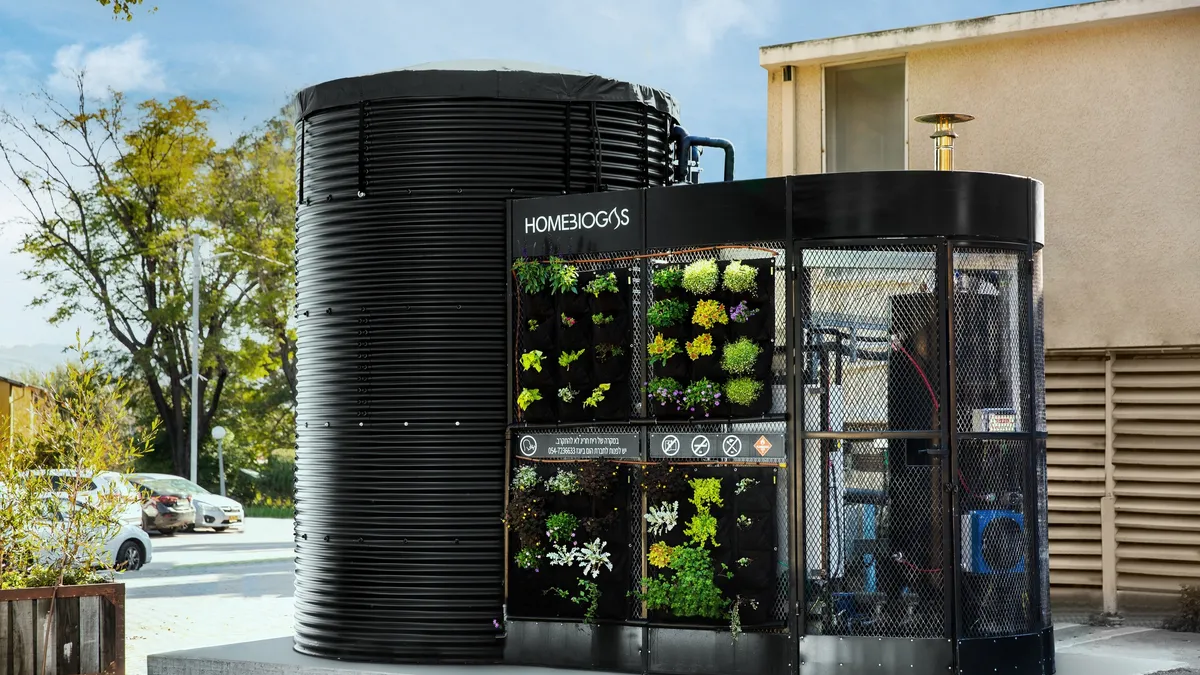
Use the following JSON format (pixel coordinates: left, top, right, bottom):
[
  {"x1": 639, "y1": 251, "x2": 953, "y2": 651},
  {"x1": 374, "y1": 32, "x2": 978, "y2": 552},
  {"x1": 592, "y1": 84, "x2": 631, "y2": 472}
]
[{"x1": 764, "y1": 7, "x2": 1200, "y2": 352}]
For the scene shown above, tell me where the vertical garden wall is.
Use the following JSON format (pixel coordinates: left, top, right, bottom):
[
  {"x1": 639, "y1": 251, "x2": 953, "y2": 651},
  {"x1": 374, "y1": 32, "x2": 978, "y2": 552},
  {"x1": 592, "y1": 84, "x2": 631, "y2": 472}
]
[{"x1": 290, "y1": 61, "x2": 677, "y2": 664}]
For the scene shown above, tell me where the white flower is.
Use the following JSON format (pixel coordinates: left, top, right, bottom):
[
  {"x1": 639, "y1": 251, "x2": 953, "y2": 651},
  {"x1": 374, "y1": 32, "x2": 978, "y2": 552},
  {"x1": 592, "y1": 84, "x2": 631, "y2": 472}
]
[
  {"x1": 578, "y1": 538, "x2": 613, "y2": 579},
  {"x1": 644, "y1": 501, "x2": 679, "y2": 537},
  {"x1": 547, "y1": 543, "x2": 580, "y2": 567}
]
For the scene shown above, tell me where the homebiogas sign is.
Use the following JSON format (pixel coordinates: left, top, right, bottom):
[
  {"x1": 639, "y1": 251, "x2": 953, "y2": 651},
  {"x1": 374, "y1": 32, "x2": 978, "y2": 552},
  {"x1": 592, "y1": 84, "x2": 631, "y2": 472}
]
[{"x1": 511, "y1": 189, "x2": 642, "y2": 256}]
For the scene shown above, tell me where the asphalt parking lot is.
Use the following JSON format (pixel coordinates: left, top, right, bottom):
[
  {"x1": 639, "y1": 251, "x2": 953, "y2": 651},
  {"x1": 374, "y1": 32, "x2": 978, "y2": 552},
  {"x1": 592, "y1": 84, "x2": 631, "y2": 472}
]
[{"x1": 121, "y1": 518, "x2": 296, "y2": 675}]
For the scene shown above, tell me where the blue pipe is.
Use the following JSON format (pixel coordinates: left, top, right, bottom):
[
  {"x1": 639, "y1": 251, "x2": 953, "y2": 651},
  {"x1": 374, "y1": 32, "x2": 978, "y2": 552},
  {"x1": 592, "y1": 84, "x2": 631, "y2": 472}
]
[
  {"x1": 680, "y1": 135, "x2": 736, "y2": 182},
  {"x1": 670, "y1": 125, "x2": 701, "y2": 183}
]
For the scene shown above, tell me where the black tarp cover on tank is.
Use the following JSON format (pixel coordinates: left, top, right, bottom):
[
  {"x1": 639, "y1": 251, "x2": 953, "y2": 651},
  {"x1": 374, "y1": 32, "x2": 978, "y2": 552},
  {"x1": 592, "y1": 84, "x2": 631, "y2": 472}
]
[{"x1": 292, "y1": 59, "x2": 681, "y2": 121}]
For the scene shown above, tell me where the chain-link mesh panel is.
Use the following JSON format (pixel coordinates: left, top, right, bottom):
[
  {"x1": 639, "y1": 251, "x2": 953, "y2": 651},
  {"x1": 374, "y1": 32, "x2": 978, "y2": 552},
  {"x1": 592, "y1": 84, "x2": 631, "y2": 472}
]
[
  {"x1": 956, "y1": 438, "x2": 1037, "y2": 637},
  {"x1": 629, "y1": 469, "x2": 644, "y2": 617},
  {"x1": 801, "y1": 437, "x2": 947, "y2": 637},
  {"x1": 1036, "y1": 439, "x2": 1051, "y2": 629},
  {"x1": 800, "y1": 247, "x2": 941, "y2": 433},
  {"x1": 1032, "y1": 251, "x2": 1046, "y2": 434},
  {"x1": 953, "y1": 249, "x2": 1030, "y2": 433}
]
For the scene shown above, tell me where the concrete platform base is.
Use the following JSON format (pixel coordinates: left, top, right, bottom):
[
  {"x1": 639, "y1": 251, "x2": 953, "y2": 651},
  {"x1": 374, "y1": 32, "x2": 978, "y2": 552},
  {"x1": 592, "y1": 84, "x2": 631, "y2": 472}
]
[{"x1": 148, "y1": 635, "x2": 1188, "y2": 675}]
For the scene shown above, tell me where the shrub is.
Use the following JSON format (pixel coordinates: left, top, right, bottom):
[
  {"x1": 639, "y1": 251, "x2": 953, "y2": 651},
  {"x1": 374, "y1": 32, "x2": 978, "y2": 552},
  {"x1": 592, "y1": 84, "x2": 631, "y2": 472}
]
[
  {"x1": 692, "y1": 300, "x2": 728, "y2": 330},
  {"x1": 511, "y1": 466, "x2": 541, "y2": 492},
  {"x1": 684, "y1": 512, "x2": 719, "y2": 548},
  {"x1": 520, "y1": 350, "x2": 544, "y2": 372},
  {"x1": 721, "y1": 338, "x2": 761, "y2": 375},
  {"x1": 546, "y1": 469, "x2": 580, "y2": 496},
  {"x1": 512, "y1": 258, "x2": 547, "y2": 293},
  {"x1": 546, "y1": 512, "x2": 579, "y2": 544},
  {"x1": 649, "y1": 541, "x2": 674, "y2": 568},
  {"x1": 689, "y1": 477, "x2": 724, "y2": 510},
  {"x1": 578, "y1": 461, "x2": 618, "y2": 499},
  {"x1": 547, "y1": 257, "x2": 578, "y2": 295},
  {"x1": 724, "y1": 377, "x2": 763, "y2": 406},
  {"x1": 722, "y1": 260, "x2": 758, "y2": 295},
  {"x1": 561, "y1": 313, "x2": 577, "y2": 327},
  {"x1": 641, "y1": 463, "x2": 686, "y2": 502},
  {"x1": 686, "y1": 334, "x2": 715, "y2": 360},
  {"x1": 592, "y1": 313, "x2": 614, "y2": 325},
  {"x1": 681, "y1": 259, "x2": 719, "y2": 295},
  {"x1": 637, "y1": 545, "x2": 729, "y2": 620},
  {"x1": 517, "y1": 388, "x2": 543, "y2": 411},
  {"x1": 515, "y1": 547, "x2": 542, "y2": 570},
  {"x1": 1164, "y1": 584, "x2": 1200, "y2": 632},
  {"x1": 647, "y1": 298, "x2": 689, "y2": 328},
  {"x1": 504, "y1": 489, "x2": 545, "y2": 549},
  {"x1": 595, "y1": 344, "x2": 625, "y2": 362},
  {"x1": 583, "y1": 383, "x2": 611, "y2": 408},
  {"x1": 652, "y1": 266, "x2": 684, "y2": 292},
  {"x1": 559, "y1": 349, "x2": 585, "y2": 370}
]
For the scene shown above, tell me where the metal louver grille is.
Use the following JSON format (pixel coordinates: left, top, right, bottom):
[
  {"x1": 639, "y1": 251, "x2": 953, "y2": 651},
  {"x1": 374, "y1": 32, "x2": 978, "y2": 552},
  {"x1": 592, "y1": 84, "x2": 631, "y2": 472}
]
[{"x1": 293, "y1": 96, "x2": 672, "y2": 663}]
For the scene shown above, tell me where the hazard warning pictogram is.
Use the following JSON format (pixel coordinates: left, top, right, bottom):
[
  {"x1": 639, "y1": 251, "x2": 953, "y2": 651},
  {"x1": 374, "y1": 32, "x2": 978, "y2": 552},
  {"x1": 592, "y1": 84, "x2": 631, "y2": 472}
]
[{"x1": 754, "y1": 435, "x2": 773, "y2": 457}]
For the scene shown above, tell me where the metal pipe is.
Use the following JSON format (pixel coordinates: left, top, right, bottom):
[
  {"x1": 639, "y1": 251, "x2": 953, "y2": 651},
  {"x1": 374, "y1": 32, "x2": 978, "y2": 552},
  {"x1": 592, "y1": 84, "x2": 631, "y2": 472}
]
[
  {"x1": 190, "y1": 233, "x2": 200, "y2": 484},
  {"x1": 679, "y1": 135, "x2": 736, "y2": 182},
  {"x1": 915, "y1": 113, "x2": 974, "y2": 171},
  {"x1": 669, "y1": 125, "x2": 700, "y2": 183}
]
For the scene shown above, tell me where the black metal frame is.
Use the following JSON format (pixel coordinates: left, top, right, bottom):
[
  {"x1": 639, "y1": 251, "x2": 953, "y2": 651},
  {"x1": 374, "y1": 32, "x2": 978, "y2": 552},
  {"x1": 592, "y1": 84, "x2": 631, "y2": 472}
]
[{"x1": 503, "y1": 171, "x2": 1049, "y2": 675}]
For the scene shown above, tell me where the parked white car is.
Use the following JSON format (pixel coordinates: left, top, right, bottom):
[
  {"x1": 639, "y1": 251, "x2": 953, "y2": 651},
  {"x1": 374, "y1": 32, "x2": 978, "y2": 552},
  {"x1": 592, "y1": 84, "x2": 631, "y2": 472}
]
[
  {"x1": 30, "y1": 497, "x2": 153, "y2": 571},
  {"x1": 24, "y1": 469, "x2": 142, "y2": 528},
  {"x1": 126, "y1": 473, "x2": 245, "y2": 532}
]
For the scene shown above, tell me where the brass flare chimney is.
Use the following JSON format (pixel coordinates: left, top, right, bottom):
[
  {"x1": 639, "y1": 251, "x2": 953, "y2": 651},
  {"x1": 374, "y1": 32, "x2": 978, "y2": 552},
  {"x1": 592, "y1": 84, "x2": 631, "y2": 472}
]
[{"x1": 915, "y1": 113, "x2": 974, "y2": 171}]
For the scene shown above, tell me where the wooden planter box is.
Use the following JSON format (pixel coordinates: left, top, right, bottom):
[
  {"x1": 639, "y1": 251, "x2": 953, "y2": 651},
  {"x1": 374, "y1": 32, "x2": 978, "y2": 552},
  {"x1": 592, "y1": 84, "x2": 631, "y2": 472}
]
[{"x1": 1, "y1": 582, "x2": 124, "y2": 675}]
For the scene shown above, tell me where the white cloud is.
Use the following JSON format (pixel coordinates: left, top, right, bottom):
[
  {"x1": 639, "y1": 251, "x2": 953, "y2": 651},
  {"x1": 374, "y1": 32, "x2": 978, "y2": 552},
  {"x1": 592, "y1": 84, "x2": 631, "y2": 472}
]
[
  {"x1": 48, "y1": 34, "x2": 166, "y2": 95},
  {"x1": 679, "y1": 0, "x2": 775, "y2": 54}
]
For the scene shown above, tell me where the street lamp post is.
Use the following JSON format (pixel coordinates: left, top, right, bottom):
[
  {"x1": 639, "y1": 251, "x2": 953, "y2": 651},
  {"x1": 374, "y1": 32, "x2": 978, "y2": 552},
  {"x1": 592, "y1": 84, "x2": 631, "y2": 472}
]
[
  {"x1": 190, "y1": 235, "x2": 286, "y2": 487},
  {"x1": 212, "y1": 425, "x2": 228, "y2": 497}
]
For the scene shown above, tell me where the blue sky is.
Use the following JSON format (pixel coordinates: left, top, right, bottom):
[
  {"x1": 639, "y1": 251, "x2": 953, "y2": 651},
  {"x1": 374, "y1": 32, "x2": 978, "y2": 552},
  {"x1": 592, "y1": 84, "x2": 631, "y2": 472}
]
[{"x1": 0, "y1": 0, "x2": 1071, "y2": 350}]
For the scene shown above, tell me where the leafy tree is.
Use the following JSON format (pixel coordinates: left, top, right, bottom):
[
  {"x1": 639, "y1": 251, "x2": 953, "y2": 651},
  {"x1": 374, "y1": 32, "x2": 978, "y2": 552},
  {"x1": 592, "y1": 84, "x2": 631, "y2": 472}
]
[
  {"x1": 0, "y1": 75, "x2": 295, "y2": 479},
  {"x1": 96, "y1": 0, "x2": 155, "y2": 21}
]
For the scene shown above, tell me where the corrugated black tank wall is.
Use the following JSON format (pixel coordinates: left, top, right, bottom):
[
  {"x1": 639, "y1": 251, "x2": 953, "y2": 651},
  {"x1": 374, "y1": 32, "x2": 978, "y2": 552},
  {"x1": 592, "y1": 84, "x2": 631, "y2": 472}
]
[{"x1": 290, "y1": 62, "x2": 677, "y2": 663}]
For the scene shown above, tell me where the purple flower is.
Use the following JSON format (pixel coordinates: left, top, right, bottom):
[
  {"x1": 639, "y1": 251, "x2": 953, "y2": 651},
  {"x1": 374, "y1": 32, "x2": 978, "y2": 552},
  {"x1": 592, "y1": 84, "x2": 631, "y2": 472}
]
[
  {"x1": 493, "y1": 620, "x2": 501, "y2": 629},
  {"x1": 535, "y1": 568, "x2": 540, "y2": 573}
]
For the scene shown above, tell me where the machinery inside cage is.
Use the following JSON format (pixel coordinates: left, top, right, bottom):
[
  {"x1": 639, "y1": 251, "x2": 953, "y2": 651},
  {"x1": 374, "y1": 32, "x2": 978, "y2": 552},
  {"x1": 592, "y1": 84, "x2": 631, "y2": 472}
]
[{"x1": 292, "y1": 62, "x2": 1050, "y2": 675}]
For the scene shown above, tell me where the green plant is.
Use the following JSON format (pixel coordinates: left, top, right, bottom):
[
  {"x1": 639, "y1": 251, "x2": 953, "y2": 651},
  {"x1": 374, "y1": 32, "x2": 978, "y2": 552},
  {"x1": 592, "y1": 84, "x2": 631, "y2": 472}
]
[
  {"x1": 512, "y1": 466, "x2": 541, "y2": 492},
  {"x1": 647, "y1": 298, "x2": 689, "y2": 328},
  {"x1": 722, "y1": 260, "x2": 758, "y2": 295},
  {"x1": 721, "y1": 338, "x2": 762, "y2": 375},
  {"x1": 686, "y1": 333, "x2": 715, "y2": 360},
  {"x1": 724, "y1": 377, "x2": 763, "y2": 406},
  {"x1": 515, "y1": 546, "x2": 542, "y2": 570},
  {"x1": 583, "y1": 383, "x2": 611, "y2": 408},
  {"x1": 517, "y1": 388, "x2": 543, "y2": 411},
  {"x1": 645, "y1": 500, "x2": 679, "y2": 537},
  {"x1": 685, "y1": 512, "x2": 719, "y2": 548},
  {"x1": 681, "y1": 259, "x2": 720, "y2": 295},
  {"x1": 548, "y1": 542, "x2": 580, "y2": 567},
  {"x1": 559, "y1": 349, "x2": 585, "y2": 370},
  {"x1": 1164, "y1": 584, "x2": 1200, "y2": 632},
  {"x1": 736, "y1": 557, "x2": 752, "y2": 568},
  {"x1": 558, "y1": 386, "x2": 578, "y2": 403},
  {"x1": 513, "y1": 258, "x2": 548, "y2": 293},
  {"x1": 595, "y1": 343, "x2": 625, "y2": 362},
  {"x1": 549, "y1": 579, "x2": 603, "y2": 625},
  {"x1": 546, "y1": 512, "x2": 579, "y2": 544},
  {"x1": 244, "y1": 503, "x2": 295, "y2": 519},
  {"x1": 652, "y1": 266, "x2": 684, "y2": 291},
  {"x1": 647, "y1": 377, "x2": 683, "y2": 408},
  {"x1": 546, "y1": 469, "x2": 580, "y2": 496},
  {"x1": 735, "y1": 478, "x2": 758, "y2": 495},
  {"x1": 649, "y1": 541, "x2": 674, "y2": 568},
  {"x1": 737, "y1": 514, "x2": 752, "y2": 529},
  {"x1": 583, "y1": 271, "x2": 619, "y2": 297},
  {"x1": 592, "y1": 313, "x2": 614, "y2": 325},
  {"x1": 505, "y1": 488, "x2": 546, "y2": 548},
  {"x1": 547, "y1": 257, "x2": 578, "y2": 295},
  {"x1": 527, "y1": 318, "x2": 541, "y2": 331},
  {"x1": 730, "y1": 596, "x2": 760, "y2": 641},
  {"x1": 692, "y1": 299, "x2": 728, "y2": 330},
  {"x1": 561, "y1": 313, "x2": 577, "y2": 328},
  {"x1": 689, "y1": 478, "x2": 724, "y2": 510},
  {"x1": 578, "y1": 538, "x2": 613, "y2": 578},
  {"x1": 683, "y1": 379, "x2": 722, "y2": 416},
  {"x1": 647, "y1": 333, "x2": 681, "y2": 367},
  {"x1": 637, "y1": 545, "x2": 729, "y2": 620},
  {"x1": 520, "y1": 350, "x2": 545, "y2": 372}
]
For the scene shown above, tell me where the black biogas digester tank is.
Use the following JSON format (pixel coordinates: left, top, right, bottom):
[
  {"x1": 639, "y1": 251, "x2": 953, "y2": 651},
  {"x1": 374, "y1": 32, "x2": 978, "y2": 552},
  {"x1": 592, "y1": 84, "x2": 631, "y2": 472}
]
[{"x1": 290, "y1": 60, "x2": 677, "y2": 663}]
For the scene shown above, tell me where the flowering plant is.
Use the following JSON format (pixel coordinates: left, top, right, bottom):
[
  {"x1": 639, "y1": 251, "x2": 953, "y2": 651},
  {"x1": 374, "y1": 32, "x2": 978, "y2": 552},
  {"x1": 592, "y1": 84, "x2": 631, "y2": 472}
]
[
  {"x1": 729, "y1": 300, "x2": 759, "y2": 324},
  {"x1": 547, "y1": 469, "x2": 580, "y2": 495},
  {"x1": 721, "y1": 338, "x2": 761, "y2": 375},
  {"x1": 515, "y1": 546, "x2": 542, "y2": 570},
  {"x1": 561, "y1": 313, "x2": 576, "y2": 328},
  {"x1": 647, "y1": 333, "x2": 681, "y2": 367},
  {"x1": 647, "y1": 377, "x2": 683, "y2": 408},
  {"x1": 683, "y1": 378, "x2": 721, "y2": 416},
  {"x1": 645, "y1": 500, "x2": 679, "y2": 537},
  {"x1": 692, "y1": 299, "x2": 728, "y2": 330},
  {"x1": 724, "y1": 377, "x2": 763, "y2": 406},
  {"x1": 558, "y1": 386, "x2": 577, "y2": 403},
  {"x1": 722, "y1": 260, "x2": 758, "y2": 295},
  {"x1": 546, "y1": 512, "x2": 579, "y2": 544},
  {"x1": 578, "y1": 538, "x2": 614, "y2": 578},
  {"x1": 736, "y1": 514, "x2": 753, "y2": 529},
  {"x1": 681, "y1": 259, "x2": 719, "y2": 295},
  {"x1": 734, "y1": 478, "x2": 758, "y2": 495},
  {"x1": 512, "y1": 466, "x2": 541, "y2": 492},
  {"x1": 686, "y1": 333, "x2": 715, "y2": 360}
]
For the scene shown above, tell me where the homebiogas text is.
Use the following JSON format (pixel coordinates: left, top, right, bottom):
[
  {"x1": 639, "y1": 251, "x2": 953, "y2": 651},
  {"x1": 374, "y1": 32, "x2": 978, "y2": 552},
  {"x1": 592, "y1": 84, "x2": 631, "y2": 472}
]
[{"x1": 523, "y1": 207, "x2": 631, "y2": 234}]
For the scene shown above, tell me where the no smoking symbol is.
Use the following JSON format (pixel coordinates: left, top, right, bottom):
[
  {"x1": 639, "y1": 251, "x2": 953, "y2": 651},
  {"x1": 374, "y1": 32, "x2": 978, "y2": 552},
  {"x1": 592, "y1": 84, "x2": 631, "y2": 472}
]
[
  {"x1": 722, "y1": 435, "x2": 742, "y2": 457},
  {"x1": 690, "y1": 435, "x2": 711, "y2": 457}
]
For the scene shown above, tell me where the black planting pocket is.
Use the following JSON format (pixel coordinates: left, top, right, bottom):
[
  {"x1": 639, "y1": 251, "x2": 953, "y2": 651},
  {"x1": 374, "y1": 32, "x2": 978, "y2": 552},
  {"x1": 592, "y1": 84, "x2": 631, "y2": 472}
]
[
  {"x1": 585, "y1": 383, "x2": 628, "y2": 421},
  {"x1": 689, "y1": 354, "x2": 723, "y2": 381},
  {"x1": 592, "y1": 314, "x2": 629, "y2": 346},
  {"x1": 652, "y1": 324, "x2": 688, "y2": 343},
  {"x1": 693, "y1": 321, "x2": 729, "y2": 345},
  {"x1": 557, "y1": 398, "x2": 588, "y2": 422},
  {"x1": 520, "y1": 291, "x2": 556, "y2": 320},
  {"x1": 521, "y1": 321, "x2": 556, "y2": 351},
  {"x1": 729, "y1": 300, "x2": 770, "y2": 338},
  {"x1": 519, "y1": 394, "x2": 556, "y2": 424},
  {"x1": 752, "y1": 347, "x2": 774, "y2": 379},
  {"x1": 653, "y1": 353, "x2": 688, "y2": 380},
  {"x1": 518, "y1": 364, "x2": 556, "y2": 389},
  {"x1": 736, "y1": 512, "x2": 775, "y2": 551},
  {"x1": 558, "y1": 323, "x2": 590, "y2": 350},
  {"x1": 590, "y1": 290, "x2": 626, "y2": 314},
  {"x1": 560, "y1": 358, "x2": 593, "y2": 387},
  {"x1": 731, "y1": 390, "x2": 772, "y2": 418},
  {"x1": 651, "y1": 399, "x2": 689, "y2": 420},
  {"x1": 555, "y1": 288, "x2": 590, "y2": 315},
  {"x1": 594, "y1": 354, "x2": 629, "y2": 383}
]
